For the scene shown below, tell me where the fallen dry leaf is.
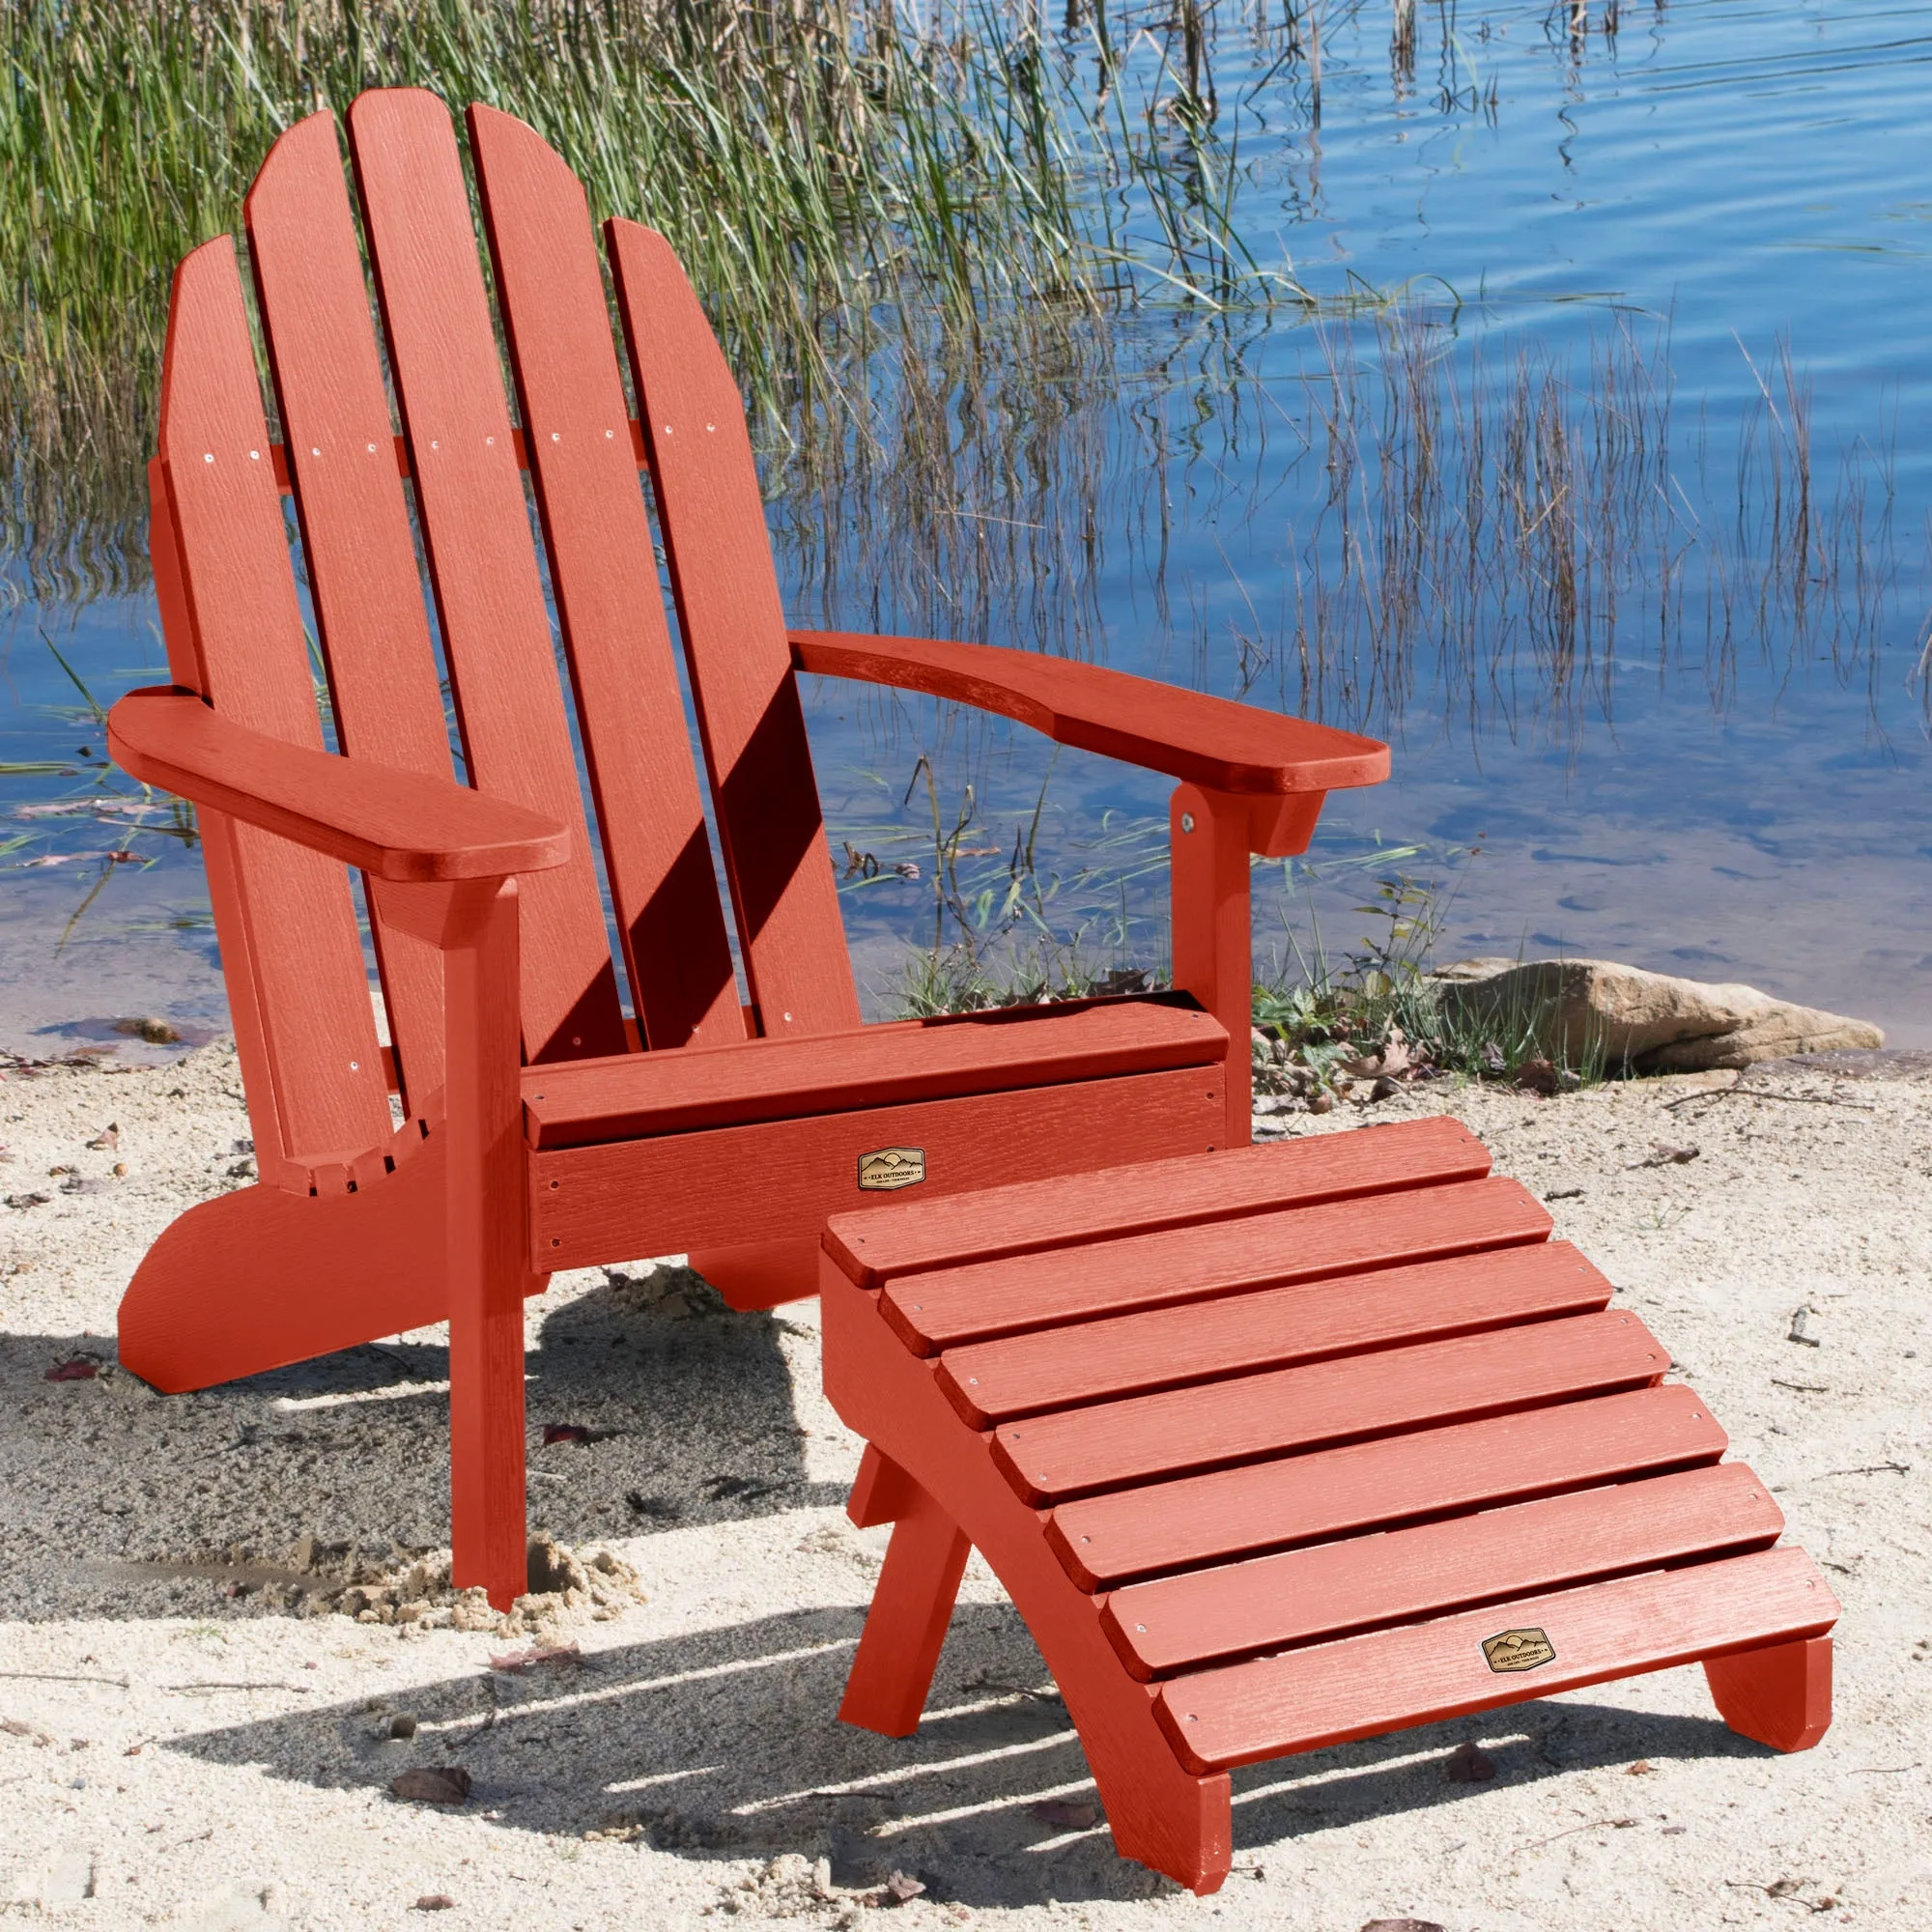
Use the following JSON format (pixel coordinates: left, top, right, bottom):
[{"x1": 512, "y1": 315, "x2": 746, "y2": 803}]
[
  {"x1": 884, "y1": 1870, "x2": 925, "y2": 1902},
  {"x1": 44, "y1": 1357, "x2": 99, "y2": 1381},
  {"x1": 1361, "y1": 1921, "x2": 1447, "y2": 1932},
  {"x1": 542, "y1": 1423, "x2": 593, "y2": 1446},
  {"x1": 85, "y1": 1124, "x2": 119, "y2": 1151},
  {"x1": 1444, "y1": 1741, "x2": 1496, "y2": 1782},
  {"x1": 389, "y1": 1767, "x2": 471, "y2": 1804},
  {"x1": 488, "y1": 1643, "x2": 582, "y2": 1674},
  {"x1": 1029, "y1": 1798, "x2": 1100, "y2": 1830},
  {"x1": 412, "y1": 1895, "x2": 456, "y2": 1912}
]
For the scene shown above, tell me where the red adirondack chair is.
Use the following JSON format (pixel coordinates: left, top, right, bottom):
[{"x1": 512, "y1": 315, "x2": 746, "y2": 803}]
[{"x1": 106, "y1": 90, "x2": 1387, "y2": 1612}]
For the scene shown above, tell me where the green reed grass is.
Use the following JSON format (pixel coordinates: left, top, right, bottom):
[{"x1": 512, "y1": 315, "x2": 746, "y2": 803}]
[{"x1": 0, "y1": 0, "x2": 1099, "y2": 603}]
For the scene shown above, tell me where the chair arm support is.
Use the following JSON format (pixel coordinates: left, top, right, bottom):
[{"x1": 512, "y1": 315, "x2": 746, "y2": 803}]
[
  {"x1": 107, "y1": 687, "x2": 571, "y2": 883},
  {"x1": 790, "y1": 629, "x2": 1389, "y2": 800}
]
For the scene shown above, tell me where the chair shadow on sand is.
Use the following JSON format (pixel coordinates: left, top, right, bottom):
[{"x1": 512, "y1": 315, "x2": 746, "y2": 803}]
[
  {"x1": 7, "y1": 1270, "x2": 1780, "y2": 1908},
  {"x1": 167, "y1": 1603, "x2": 1780, "y2": 1910},
  {"x1": 2, "y1": 1267, "x2": 843, "y2": 1618}
]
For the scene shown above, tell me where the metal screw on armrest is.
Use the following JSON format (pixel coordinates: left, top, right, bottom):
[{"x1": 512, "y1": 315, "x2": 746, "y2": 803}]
[{"x1": 1179, "y1": 811, "x2": 1196, "y2": 833}]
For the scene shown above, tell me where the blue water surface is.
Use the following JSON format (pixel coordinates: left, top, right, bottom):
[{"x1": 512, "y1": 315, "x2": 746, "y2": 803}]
[{"x1": 4, "y1": 0, "x2": 1929, "y2": 1052}]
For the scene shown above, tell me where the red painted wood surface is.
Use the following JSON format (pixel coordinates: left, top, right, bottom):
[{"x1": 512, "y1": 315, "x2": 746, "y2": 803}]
[
  {"x1": 792, "y1": 631, "x2": 1388, "y2": 794},
  {"x1": 108, "y1": 691, "x2": 571, "y2": 881},
  {"x1": 818, "y1": 1249, "x2": 1237, "y2": 1895},
  {"x1": 1169, "y1": 783, "x2": 1261, "y2": 1143},
  {"x1": 1047, "y1": 1383, "x2": 1728, "y2": 1588},
  {"x1": 145, "y1": 458, "x2": 288, "y2": 1165},
  {"x1": 825, "y1": 1115, "x2": 1492, "y2": 1289},
  {"x1": 607, "y1": 217, "x2": 862, "y2": 1040},
  {"x1": 837, "y1": 1469, "x2": 974, "y2": 1736},
  {"x1": 938, "y1": 1239, "x2": 1610, "y2": 1425},
  {"x1": 435, "y1": 877, "x2": 533, "y2": 1611},
  {"x1": 346, "y1": 90, "x2": 625, "y2": 1064},
  {"x1": 469, "y1": 106, "x2": 744, "y2": 1054},
  {"x1": 992, "y1": 1309, "x2": 1667, "y2": 1503},
  {"x1": 154, "y1": 240, "x2": 392, "y2": 1164},
  {"x1": 1154, "y1": 1548, "x2": 1837, "y2": 1773},
  {"x1": 885, "y1": 1176, "x2": 1551, "y2": 1354},
  {"x1": 522, "y1": 997, "x2": 1223, "y2": 1147},
  {"x1": 1104, "y1": 1462, "x2": 1782, "y2": 1677},
  {"x1": 1705, "y1": 1634, "x2": 1833, "y2": 1752},
  {"x1": 527, "y1": 1064, "x2": 1226, "y2": 1270},
  {"x1": 244, "y1": 110, "x2": 462, "y2": 1112}
]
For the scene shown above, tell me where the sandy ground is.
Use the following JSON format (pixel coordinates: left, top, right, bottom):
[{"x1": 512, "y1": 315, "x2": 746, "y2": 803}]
[{"x1": 1, "y1": 1040, "x2": 1929, "y2": 1930}]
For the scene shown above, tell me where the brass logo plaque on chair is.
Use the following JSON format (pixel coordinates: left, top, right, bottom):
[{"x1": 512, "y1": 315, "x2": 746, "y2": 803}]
[
  {"x1": 858, "y1": 1148, "x2": 925, "y2": 1192},
  {"x1": 1482, "y1": 1627, "x2": 1556, "y2": 1673}
]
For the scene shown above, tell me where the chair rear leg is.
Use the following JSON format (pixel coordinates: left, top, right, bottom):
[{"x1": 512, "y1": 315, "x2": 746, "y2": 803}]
[
  {"x1": 839, "y1": 1464, "x2": 972, "y2": 1738},
  {"x1": 1705, "y1": 1634, "x2": 1833, "y2": 1753}
]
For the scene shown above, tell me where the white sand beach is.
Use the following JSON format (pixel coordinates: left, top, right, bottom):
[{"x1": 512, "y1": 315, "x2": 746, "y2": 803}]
[{"x1": 2, "y1": 1041, "x2": 1928, "y2": 1929}]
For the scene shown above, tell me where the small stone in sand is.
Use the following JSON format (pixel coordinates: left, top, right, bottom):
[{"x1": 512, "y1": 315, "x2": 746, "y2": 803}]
[
  {"x1": 1444, "y1": 1741, "x2": 1497, "y2": 1782},
  {"x1": 412, "y1": 1898, "x2": 456, "y2": 1914}
]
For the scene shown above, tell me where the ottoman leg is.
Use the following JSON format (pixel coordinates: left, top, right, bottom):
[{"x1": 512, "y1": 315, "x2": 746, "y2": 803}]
[
  {"x1": 839, "y1": 1472, "x2": 972, "y2": 1738},
  {"x1": 1705, "y1": 1634, "x2": 1833, "y2": 1752}
]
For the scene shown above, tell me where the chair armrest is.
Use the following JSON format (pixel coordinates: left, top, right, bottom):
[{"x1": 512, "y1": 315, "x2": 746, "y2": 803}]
[
  {"x1": 790, "y1": 630, "x2": 1389, "y2": 795},
  {"x1": 107, "y1": 687, "x2": 571, "y2": 883}
]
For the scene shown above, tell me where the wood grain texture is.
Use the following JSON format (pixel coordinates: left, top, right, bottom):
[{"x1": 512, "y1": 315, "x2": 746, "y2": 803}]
[
  {"x1": 825, "y1": 1115, "x2": 1492, "y2": 1289},
  {"x1": 938, "y1": 1239, "x2": 1611, "y2": 1425},
  {"x1": 885, "y1": 1176, "x2": 1552, "y2": 1354},
  {"x1": 347, "y1": 88, "x2": 625, "y2": 1063},
  {"x1": 607, "y1": 217, "x2": 861, "y2": 1039},
  {"x1": 792, "y1": 631, "x2": 1389, "y2": 794},
  {"x1": 469, "y1": 106, "x2": 743, "y2": 1053},
  {"x1": 527, "y1": 1065, "x2": 1225, "y2": 1270},
  {"x1": 1047, "y1": 1383, "x2": 1728, "y2": 1588},
  {"x1": 991, "y1": 1309, "x2": 1669, "y2": 1503},
  {"x1": 152, "y1": 239, "x2": 392, "y2": 1162},
  {"x1": 522, "y1": 996, "x2": 1224, "y2": 1147},
  {"x1": 1154, "y1": 1547, "x2": 1837, "y2": 1773},
  {"x1": 244, "y1": 109, "x2": 460, "y2": 1112},
  {"x1": 108, "y1": 690, "x2": 572, "y2": 880},
  {"x1": 1104, "y1": 1463, "x2": 1783, "y2": 1678}
]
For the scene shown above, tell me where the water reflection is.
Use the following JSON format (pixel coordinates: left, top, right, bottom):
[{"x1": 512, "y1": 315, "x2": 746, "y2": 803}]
[{"x1": 4, "y1": 0, "x2": 1931, "y2": 1050}]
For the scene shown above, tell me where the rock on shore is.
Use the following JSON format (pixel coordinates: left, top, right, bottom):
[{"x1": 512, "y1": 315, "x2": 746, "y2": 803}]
[{"x1": 1427, "y1": 956, "x2": 1884, "y2": 1071}]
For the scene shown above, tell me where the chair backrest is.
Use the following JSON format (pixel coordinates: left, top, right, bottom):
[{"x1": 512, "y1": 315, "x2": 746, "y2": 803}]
[{"x1": 150, "y1": 89, "x2": 863, "y2": 1167}]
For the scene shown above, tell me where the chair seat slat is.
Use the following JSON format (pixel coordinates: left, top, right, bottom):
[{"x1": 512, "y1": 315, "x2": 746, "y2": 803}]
[
  {"x1": 1105, "y1": 1461, "x2": 1782, "y2": 1677},
  {"x1": 1155, "y1": 1547, "x2": 1835, "y2": 1772},
  {"x1": 939, "y1": 1238, "x2": 1610, "y2": 1425},
  {"x1": 991, "y1": 1307, "x2": 1666, "y2": 1502},
  {"x1": 1047, "y1": 1383, "x2": 1727, "y2": 1587}
]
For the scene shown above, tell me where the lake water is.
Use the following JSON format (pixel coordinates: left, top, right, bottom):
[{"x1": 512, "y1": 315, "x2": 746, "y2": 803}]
[{"x1": 5, "y1": 0, "x2": 1931, "y2": 1057}]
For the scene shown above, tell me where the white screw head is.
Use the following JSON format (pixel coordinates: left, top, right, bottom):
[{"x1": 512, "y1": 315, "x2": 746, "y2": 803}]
[
  {"x1": 311, "y1": 446, "x2": 321, "y2": 456},
  {"x1": 349, "y1": 1060, "x2": 359, "y2": 1071},
  {"x1": 248, "y1": 449, "x2": 259, "y2": 461},
  {"x1": 203, "y1": 452, "x2": 213, "y2": 463},
  {"x1": 366, "y1": 442, "x2": 376, "y2": 453},
  {"x1": 551, "y1": 431, "x2": 559, "y2": 441},
  {"x1": 1179, "y1": 811, "x2": 1196, "y2": 833}
]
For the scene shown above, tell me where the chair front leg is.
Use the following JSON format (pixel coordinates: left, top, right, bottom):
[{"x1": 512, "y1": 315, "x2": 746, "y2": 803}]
[{"x1": 388, "y1": 874, "x2": 529, "y2": 1612}]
